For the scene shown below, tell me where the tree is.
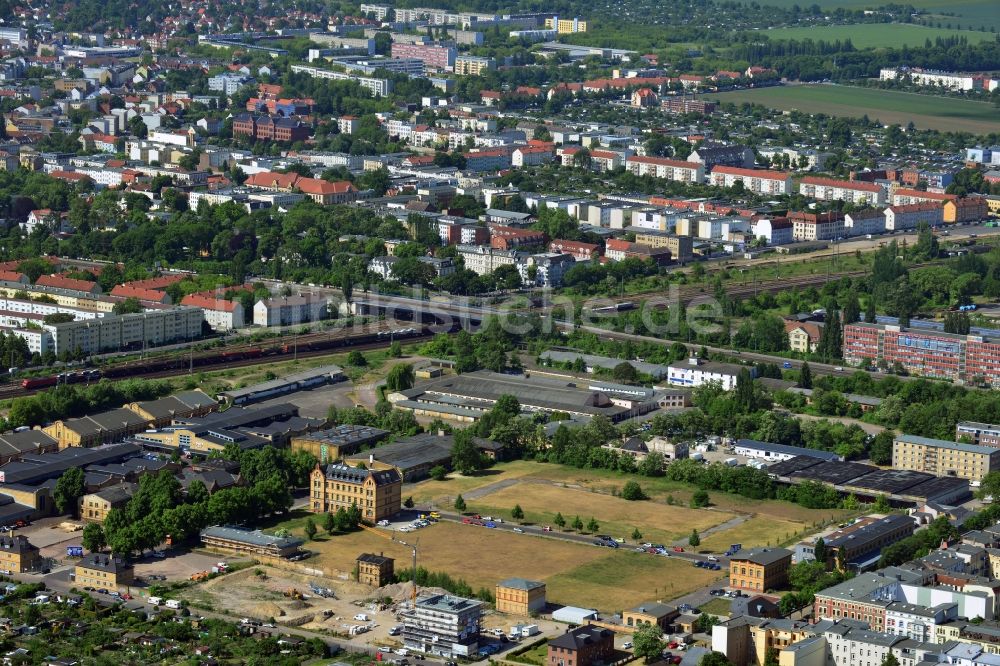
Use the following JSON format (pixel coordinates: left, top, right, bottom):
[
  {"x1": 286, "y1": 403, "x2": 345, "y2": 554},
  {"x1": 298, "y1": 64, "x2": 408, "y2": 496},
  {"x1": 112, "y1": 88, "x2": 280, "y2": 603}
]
[
  {"x1": 511, "y1": 504, "x2": 524, "y2": 521},
  {"x1": 347, "y1": 350, "x2": 367, "y2": 366},
  {"x1": 689, "y1": 529, "x2": 701, "y2": 547},
  {"x1": 813, "y1": 537, "x2": 827, "y2": 566},
  {"x1": 430, "y1": 465, "x2": 447, "y2": 481},
  {"x1": 691, "y1": 489, "x2": 710, "y2": 508},
  {"x1": 841, "y1": 291, "x2": 861, "y2": 324},
  {"x1": 572, "y1": 515, "x2": 584, "y2": 531},
  {"x1": 631, "y1": 527, "x2": 642, "y2": 540},
  {"x1": 53, "y1": 467, "x2": 86, "y2": 516},
  {"x1": 82, "y1": 523, "x2": 106, "y2": 553},
  {"x1": 404, "y1": 496, "x2": 415, "y2": 508},
  {"x1": 694, "y1": 614, "x2": 720, "y2": 634},
  {"x1": 451, "y1": 429, "x2": 485, "y2": 475},
  {"x1": 454, "y1": 494, "x2": 467, "y2": 512},
  {"x1": 323, "y1": 512, "x2": 336, "y2": 535},
  {"x1": 882, "y1": 655, "x2": 900, "y2": 666},
  {"x1": 869, "y1": 431, "x2": 894, "y2": 466},
  {"x1": 632, "y1": 622, "x2": 666, "y2": 662},
  {"x1": 586, "y1": 517, "x2": 599, "y2": 533},
  {"x1": 385, "y1": 363, "x2": 415, "y2": 392},
  {"x1": 389, "y1": 341, "x2": 403, "y2": 358},
  {"x1": 304, "y1": 517, "x2": 317, "y2": 541},
  {"x1": 798, "y1": 362, "x2": 812, "y2": 389},
  {"x1": 621, "y1": 481, "x2": 647, "y2": 501},
  {"x1": 613, "y1": 362, "x2": 639, "y2": 383},
  {"x1": 554, "y1": 512, "x2": 566, "y2": 529}
]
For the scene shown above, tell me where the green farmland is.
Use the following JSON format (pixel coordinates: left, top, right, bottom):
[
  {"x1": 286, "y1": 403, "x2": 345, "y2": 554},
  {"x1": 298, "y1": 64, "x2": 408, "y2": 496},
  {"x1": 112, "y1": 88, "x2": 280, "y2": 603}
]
[
  {"x1": 708, "y1": 84, "x2": 1000, "y2": 135},
  {"x1": 756, "y1": 23, "x2": 998, "y2": 48},
  {"x1": 760, "y1": 0, "x2": 1000, "y2": 28}
]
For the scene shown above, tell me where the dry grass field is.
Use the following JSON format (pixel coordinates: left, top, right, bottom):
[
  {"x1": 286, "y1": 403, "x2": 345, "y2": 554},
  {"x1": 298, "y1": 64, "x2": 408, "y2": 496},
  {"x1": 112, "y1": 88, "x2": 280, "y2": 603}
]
[{"x1": 697, "y1": 516, "x2": 807, "y2": 552}]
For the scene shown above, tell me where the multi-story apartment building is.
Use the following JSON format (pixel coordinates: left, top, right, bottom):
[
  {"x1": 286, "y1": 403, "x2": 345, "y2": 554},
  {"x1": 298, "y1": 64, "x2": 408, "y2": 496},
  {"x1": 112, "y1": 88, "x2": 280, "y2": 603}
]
[
  {"x1": 0, "y1": 535, "x2": 41, "y2": 573},
  {"x1": 884, "y1": 202, "x2": 944, "y2": 231},
  {"x1": 454, "y1": 55, "x2": 495, "y2": 75},
  {"x1": 74, "y1": 553, "x2": 134, "y2": 590},
  {"x1": 43, "y1": 307, "x2": 203, "y2": 356},
  {"x1": 391, "y1": 43, "x2": 456, "y2": 71},
  {"x1": 455, "y1": 245, "x2": 525, "y2": 275},
  {"x1": 253, "y1": 295, "x2": 327, "y2": 327},
  {"x1": 789, "y1": 211, "x2": 846, "y2": 241},
  {"x1": 892, "y1": 434, "x2": 1000, "y2": 481},
  {"x1": 956, "y1": 422, "x2": 1000, "y2": 448},
  {"x1": 944, "y1": 196, "x2": 988, "y2": 224},
  {"x1": 891, "y1": 188, "x2": 954, "y2": 206},
  {"x1": 729, "y1": 547, "x2": 792, "y2": 593},
  {"x1": 463, "y1": 149, "x2": 512, "y2": 172},
  {"x1": 544, "y1": 16, "x2": 588, "y2": 33},
  {"x1": 844, "y1": 209, "x2": 886, "y2": 237},
  {"x1": 208, "y1": 73, "x2": 255, "y2": 95},
  {"x1": 710, "y1": 167, "x2": 792, "y2": 194},
  {"x1": 798, "y1": 176, "x2": 886, "y2": 205},
  {"x1": 625, "y1": 156, "x2": 703, "y2": 183},
  {"x1": 290, "y1": 64, "x2": 393, "y2": 96},
  {"x1": 309, "y1": 462, "x2": 402, "y2": 522},
  {"x1": 403, "y1": 594, "x2": 484, "y2": 658},
  {"x1": 667, "y1": 357, "x2": 756, "y2": 390},
  {"x1": 180, "y1": 294, "x2": 245, "y2": 331},
  {"x1": 633, "y1": 230, "x2": 694, "y2": 262},
  {"x1": 496, "y1": 578, "x2": 546, "y2": 615},
  {"x1": 813, "y1": 573, "x2": 898, "y2": 631}
]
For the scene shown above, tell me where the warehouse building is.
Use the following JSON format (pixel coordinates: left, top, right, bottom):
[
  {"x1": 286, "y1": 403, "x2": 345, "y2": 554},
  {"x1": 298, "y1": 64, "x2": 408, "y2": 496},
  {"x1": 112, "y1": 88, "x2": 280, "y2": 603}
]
[
  {"x1": 219, "y1": 364, "x2": 345, "y2": 405},
  {"x1": 200, "y1": 525, "x2": 304, "y2": 558},
  {"x1": 291, "y1": 424, "x2": 390, "y2": 463}
]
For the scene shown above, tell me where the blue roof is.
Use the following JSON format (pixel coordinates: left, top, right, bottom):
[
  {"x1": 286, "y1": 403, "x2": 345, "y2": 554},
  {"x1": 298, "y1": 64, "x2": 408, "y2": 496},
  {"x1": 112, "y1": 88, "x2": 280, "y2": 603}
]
[{"x1": 735, "y1": 439, "x2": 842, "y2": 462}]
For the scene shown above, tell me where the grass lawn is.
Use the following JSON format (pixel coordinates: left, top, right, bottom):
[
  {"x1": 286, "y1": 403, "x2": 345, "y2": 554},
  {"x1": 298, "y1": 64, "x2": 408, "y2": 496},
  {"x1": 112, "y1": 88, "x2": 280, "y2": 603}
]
[
  {"x1": 698, "y1": 598, "x2": 734, "y2": 617},
  {"x1": 698, "y1": 516, "x2": 807, "y2": 552},
  {"x1": 708, "y1": 84, "x2": 1000, "y2": 134},
  {"x1": 758, "y1": 0, "x2": 999, "y2": 26},
  {"x1": 406, "y1": 461, "x2": 545, "y2": 506},
  {"x1": 545, "y1": 551, "x2": 723, "y2": 611},
  {"x1": 465, "y1": 482, "x2": 735, "y2": 544},
  {"x1": 757, "y1": 23, "x2": 997, "y2": 48},
  {"x1": 510, "y1": 641, "x2": 550, "y2": 665}
]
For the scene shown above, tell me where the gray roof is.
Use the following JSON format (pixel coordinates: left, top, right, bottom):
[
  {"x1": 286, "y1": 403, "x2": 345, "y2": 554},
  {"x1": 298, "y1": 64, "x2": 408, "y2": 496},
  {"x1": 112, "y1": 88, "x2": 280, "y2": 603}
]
[
  {"x1": 539, "y1": 350, "x2": 670, "y2": 379},
  {"x1": 627, "y1": 602, "x2": 675, "y2": 618},
  {"x1": 220, "y1": 365, "x2": 343, "y2": 401},
  {"x1": 735, "y1": 438, "x2": 842, "y2": 462},
  {"x1": 0, "y1": 442, "x2": 141, "y2": 485},
  {"x1": 78, "y1": 553, "x2": 132, "y2": 573},
  {"x1": 549, "y1": 625, "x2": 614, "y2": 651},
  {"x1": 499, "y1": 577, "x2": 545, "y2": 591},
  {"x1": 730, "y1": 547, "x2": 792, "y2": 566},
  {"x1": 895, "y1": 434, "x2": 999, "y2": 456},
  {"x1": 200, "y1": 525, "x2": 304, "y2": 549},
  {"x1": 321, "y1": 461, "x2": 401, "y2": 486}
]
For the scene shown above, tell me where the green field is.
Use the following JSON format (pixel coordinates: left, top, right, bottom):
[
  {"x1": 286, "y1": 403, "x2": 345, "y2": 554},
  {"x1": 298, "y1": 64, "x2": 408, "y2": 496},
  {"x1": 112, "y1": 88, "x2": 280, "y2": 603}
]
[
  {"x1": 757, "y1": 23, "x2": 997, "y2": 48},
  {"x1": 760, "y1": 0, "x2": 1000, "y2": 27},
  {"x1": 708, "y1": 84, "x2": 1000, "y2": 134}
]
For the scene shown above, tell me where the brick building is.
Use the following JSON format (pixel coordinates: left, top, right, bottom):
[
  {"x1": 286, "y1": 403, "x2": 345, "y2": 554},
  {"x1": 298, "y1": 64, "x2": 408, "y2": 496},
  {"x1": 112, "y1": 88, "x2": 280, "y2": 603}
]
[
  {"x1": 548, "y1": 625, "x2": 614, "y2": 666},
  {"x1": 357, "y1": 553, "x2": 394, "y2": 586}
]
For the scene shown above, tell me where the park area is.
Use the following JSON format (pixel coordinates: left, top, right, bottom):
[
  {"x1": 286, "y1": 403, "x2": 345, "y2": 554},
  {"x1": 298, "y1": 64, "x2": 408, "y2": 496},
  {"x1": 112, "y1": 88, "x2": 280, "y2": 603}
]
[{"x1": 708, "y1": 84, "x2": 1000, "y2": 134}]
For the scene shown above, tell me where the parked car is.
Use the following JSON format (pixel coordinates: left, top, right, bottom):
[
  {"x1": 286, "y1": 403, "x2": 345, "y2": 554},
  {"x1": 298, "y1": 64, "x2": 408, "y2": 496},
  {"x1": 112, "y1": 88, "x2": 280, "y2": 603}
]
[
  {"x1": 512, "y1": 527, "x2": 524, "y2": 533},
  {"x1": 622, "y1": 642, "x2": 633, "y2": 649}
]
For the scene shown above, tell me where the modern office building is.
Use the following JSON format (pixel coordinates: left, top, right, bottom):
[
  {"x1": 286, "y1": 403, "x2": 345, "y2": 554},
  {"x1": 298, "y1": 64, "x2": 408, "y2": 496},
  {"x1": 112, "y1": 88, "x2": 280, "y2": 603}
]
[{"x1": 402, "y1": 593, "x2": 484, "y2": 658}]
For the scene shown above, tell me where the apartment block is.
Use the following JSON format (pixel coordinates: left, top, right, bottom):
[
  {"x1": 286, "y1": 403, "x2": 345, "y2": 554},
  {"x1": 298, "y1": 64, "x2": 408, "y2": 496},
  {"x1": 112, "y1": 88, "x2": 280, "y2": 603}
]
[
  {"x1": 625, "y1": 156, "x2": 703, "y2": 183},
  {"x1": 956, "y1": 422, "x2": 1000, "y2": 448},
  {"x1": 74, "y1": 553, "x2": 134, "y2": 590},
  {"x1": 544, "y1": 17, "x2": 587, "y2": 33},
  {"x1": 454, "y1": 55, "x2": 495, "y2": 75},
  {"x1": 0, "y1": 535, "x2": 41, "y2": 573},
  {"x1": 798, "y1": 176, "x2": 886, "y2": 205},
  {"x1": 892, "y1": 434, "x2": 1000, "y2": 481},
  {"x1": 391, "y1": 43, "x2": 456, "y2": 71},
  {"x1": 402, "y1": 594, "x2": 484, "y2": 658},
  {"x1": 710, "y1": 167, "x2": 792, "y2": 195}
]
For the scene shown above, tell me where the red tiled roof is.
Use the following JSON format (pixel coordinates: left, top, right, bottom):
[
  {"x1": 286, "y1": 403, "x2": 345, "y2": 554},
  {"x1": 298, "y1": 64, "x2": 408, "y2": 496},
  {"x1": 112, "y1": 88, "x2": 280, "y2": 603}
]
[
  {"x1": 713, "y1": 166, "x2": 790, "y2": 179},
  {"x1": 800, "y1": 176, "x2": 882, "y2": 193},
  {"x1": 36, "y1": 274, "x2": 98, "y2": 292},
  {"x1": 627, "y1": 156, "x2": 699, "y2": 169},
  {"x1": 181, "y1": 293, "x2": 239, "y2": 312},
  {"x1": 110, "y1": 284, "x2": 169, "y2": 302}
]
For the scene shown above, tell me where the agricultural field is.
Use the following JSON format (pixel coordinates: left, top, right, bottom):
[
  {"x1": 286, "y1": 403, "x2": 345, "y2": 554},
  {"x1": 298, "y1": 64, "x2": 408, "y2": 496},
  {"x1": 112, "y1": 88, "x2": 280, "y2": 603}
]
[
  {"x1": 760, "y1": 0, "x2": 999, "y2": 27},
  {"x1": 708, "y1": 85, "x2": 1000, "y2": 134},
  {"x1": 756, "y1": 23, "x2": 997, "y2": 48}
]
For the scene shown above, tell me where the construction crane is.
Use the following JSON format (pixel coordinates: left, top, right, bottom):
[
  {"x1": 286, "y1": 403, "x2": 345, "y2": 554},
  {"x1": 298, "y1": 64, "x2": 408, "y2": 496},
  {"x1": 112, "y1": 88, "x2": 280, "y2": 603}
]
[{"x1": 360, "y1": 524, "x2": 419, "y2": 608}]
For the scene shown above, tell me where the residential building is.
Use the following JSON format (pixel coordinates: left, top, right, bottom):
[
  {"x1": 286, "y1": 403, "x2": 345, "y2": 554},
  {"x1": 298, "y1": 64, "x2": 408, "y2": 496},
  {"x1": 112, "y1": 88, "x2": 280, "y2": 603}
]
[
  {"x1": 496, "y1": 578, "x2": 546, "y2": 615},
  {"x1": 547, "y1": 625, "x2": 614, "y2": 666},
  {"x1": 798, "y1": 176, "x2": 886, "y2": 205},
  {"x1": 309, "y1": 462, "x2": 402, "y2": 521},
  {"x1": 180, "y1": 293, "x2": 245, "y2": 331},
  {"x1": 43, "y1": 307, "x2": 203, "y2": 356},
  {"x1": 253, "y1": 295, "x2": 327, "y2": 327},
  {"x1": 391, "y1": 43, "x2": 456, "y2": 71},
  {"x1": 290, "y1": 64, "x2": 393, "y2": 96},
  {"x1": 884, "y1": 202, "x2": 944, "y2": 231},
  {"x1": 200, "y1": 525, "x2": 304, "y2": 558},
  {"x1": 78, "y1": 483, "x2": 135, "y2": 523},
  {"x1": 944, "y1": 197, "x2": 988, "y2": 224},
  {"x1": 729, "y1": 547, "x2": 792, "y2": 592},
  {"x1": 402, "y1": 594, "x2": 484, "y2": 658},
  {"x1": 455, "y1": 245, "x2": 525, "y2": 275},
  {"x1": 625, "y1": 156, "x2": 703, "y2": 183},
  {"x1": 232, "y1": 114, "x2": 311, "y2": 143},
  {"x1": 666, "y1": 357, "x2": 756, "y2": 391},
  {"x1": 548, "y1": 239, "x2": 599, "y2": 262},
  {"x1": 785, "y1": 319, "x2": 824, "y2": 353},
  {"x1": 844, "y1": 209, "x2": 886, "y2": 237},
  {"x1": 208, "y1": 73, "x2": 254, "y2": 95},
  {"x1": 891, "y1": 188, "x2": 954, "y2": 206},
  {"x1": 544, "y1": 17, "x2": 588, "y2": 33},
  {"x1": 632, "y1": 230, "x2": 693, "y2": 262},
  {"x1": 604, "y1": 239, "x2": 673, "y2": 266},
  {"x1": 892, "y1": 434, "x2": 1000, "y2": 481},
  {"x1": 687, "y1": 144, "x2": 754, "y2": 170},
  {"x1": 357, "y1": 553, "x2": 394, "y2": 586},
  {"x1": 519, "y1": 253, "x2": 575, "y2": 287},
  {"x1": 0, "y1": 535, "x2": 41, "y2": 573},
  {"x1": 622, "y1": 602, "x2": 678, "y2": 630},
  {"x1": 956, "y1": 422, "x2": 1000, "y2": 448},
  {"x1": 512, "y1": 145, "x2": 555, "y2": 167},
  {"x1": 789, "y1": 211, "x2": 845, "y2": 241},
  {"x1": 710, "y1": 167, "x2": 792, "y2": 195},
  {"x1": 454, "y1": 55, "x2": 495, "y2": 75},
  {"x1": 74, "y1": 553, "x2": 134, "y2": 590},
  {"x1": 822, "y1": 515, "x2": 915, "y2": 571},
  {"x1": 751, "y1": 217, "x2": 793, "y2": 245}
]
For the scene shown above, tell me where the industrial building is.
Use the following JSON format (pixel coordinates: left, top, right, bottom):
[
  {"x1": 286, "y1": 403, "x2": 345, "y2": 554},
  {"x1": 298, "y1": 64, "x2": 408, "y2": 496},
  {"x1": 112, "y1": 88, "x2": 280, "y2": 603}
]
[
  {"x1": 346, "y1": 432, "x2": 504, "y2": 481},
  {"x1": 218, "y1": 364, "x2": 345, "y2": 405},
  {"x1": 291, "y1": 425, "x2": 390, "y2": 464},
  {"x1": 200, "y1": 525, "x2": 305, "y2": 558},
  {"x1": 733, "y1": 439, "x2": 843, "y2": 463}
]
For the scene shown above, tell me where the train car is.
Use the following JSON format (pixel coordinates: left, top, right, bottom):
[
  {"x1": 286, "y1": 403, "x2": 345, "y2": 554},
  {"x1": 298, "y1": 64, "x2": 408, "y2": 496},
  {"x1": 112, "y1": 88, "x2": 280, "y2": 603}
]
[{"x1": 22, "y1": 375, "x2": 58, "y2": 390}]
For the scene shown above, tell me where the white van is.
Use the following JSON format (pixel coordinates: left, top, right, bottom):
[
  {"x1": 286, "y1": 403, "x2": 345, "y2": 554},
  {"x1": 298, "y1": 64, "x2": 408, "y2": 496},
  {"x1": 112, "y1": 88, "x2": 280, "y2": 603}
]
[
  {"x1": 164, "y1": 599, "x2": 181, "y2": 609},
  {"x1": 148, "y1": 596, "x2": 162, "y2": 606},
  {"x1": 707, "y1": 556, "x2": 719, "y2": 562}
]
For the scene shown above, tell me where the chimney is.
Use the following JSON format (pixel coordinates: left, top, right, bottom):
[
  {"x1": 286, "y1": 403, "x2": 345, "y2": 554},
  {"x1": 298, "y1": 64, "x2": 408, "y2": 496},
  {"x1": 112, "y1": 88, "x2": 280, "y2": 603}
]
[{"x1": 369, "y1": 453, "x2": 374, "y2": 465}]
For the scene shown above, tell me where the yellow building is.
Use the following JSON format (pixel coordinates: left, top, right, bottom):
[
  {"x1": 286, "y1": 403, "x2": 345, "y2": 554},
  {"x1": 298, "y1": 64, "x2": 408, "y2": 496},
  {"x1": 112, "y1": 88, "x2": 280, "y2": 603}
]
[
  {"x1": 43, "y1": 408, "x2": 149, "y2": 449},
  {"x1": 79, "y1": 484, "x2": 135, "y2": 524},
  {"x1": 290, "y1": 425, "x2": 389, "y2": 464},
  {"x1": 309, "y1": 462, "x2": 402, "y2": 522},
  {"x1": 729, "y1": 547, "x2": 792, "y2": 593},
  {"x1": 123, "y1": 390, "x2": 217, "y2": 428},
  {"x1": 495, "y1": 578, "x2": 546, "y2": 615},
  {"x1": 892, "y1": 434, "x2": 1000, "y2": 481},
  {"x1": 545, "y1": 16, "x2": 587, "y2": 32},
  {"x1": 454, "y1": 55, "x2": 495, "y2": 76},
  {"x1": 357, "y1": 553, "x2": 395, "y2": 587},
  {"x1": 986, "y1": 195, "x2": 1000, "y2": 218},
  {"x1": 74, "y1": 553, "x2": 134, "y2": 590},
  {"x1": 622, "y1": 602, "x2": 678, "y2": 630},
  {"x1": 0, "y1": 535, "x2": 42, "y2": 574},
  {"x1": 633, "y1": 232, "x2": 693, "y2": 262}
]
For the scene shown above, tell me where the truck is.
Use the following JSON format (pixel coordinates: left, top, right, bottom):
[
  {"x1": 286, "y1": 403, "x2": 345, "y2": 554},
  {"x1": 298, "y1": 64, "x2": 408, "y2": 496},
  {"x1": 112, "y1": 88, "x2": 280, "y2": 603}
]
[{"x1": 164, "y1": 599, "x2": 182, "y2": 609}]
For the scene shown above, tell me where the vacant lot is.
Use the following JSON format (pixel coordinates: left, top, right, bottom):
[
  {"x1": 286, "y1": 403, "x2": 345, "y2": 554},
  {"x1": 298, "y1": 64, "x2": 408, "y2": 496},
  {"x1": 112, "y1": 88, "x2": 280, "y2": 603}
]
[
  {"x1": 546, "y1": 551, "x2": 723, "y2": 611},
  {"x1": 698, "y1": 516, "x2": 806, "y2": 552},
  {"x1": 406, "y1": 461, "x2": 544, "y2": 506},
  {"x1": 758, "y1": 23, "x2": 996, "y2": 48},
  {"x1": 465, "y1": 483, "x2": 733, "y2": 544},
  {"x1": 709, "y1": 85, "x2": 1000, "y2": 134}
]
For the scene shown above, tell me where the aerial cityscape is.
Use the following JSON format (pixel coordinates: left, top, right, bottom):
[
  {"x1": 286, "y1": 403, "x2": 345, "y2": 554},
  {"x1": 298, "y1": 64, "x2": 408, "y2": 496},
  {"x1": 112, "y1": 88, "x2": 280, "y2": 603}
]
[{"x1": 0, "y1": 0, "x2": 995, "y2": 663}]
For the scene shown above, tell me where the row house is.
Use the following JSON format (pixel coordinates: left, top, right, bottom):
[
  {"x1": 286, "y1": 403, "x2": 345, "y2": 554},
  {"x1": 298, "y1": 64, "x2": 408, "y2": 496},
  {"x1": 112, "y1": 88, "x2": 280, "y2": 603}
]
[
  {"x1": 891, "y1": 188, "x2": 955, "y2": 206},
  {"x1": 798, "y1": 176, "x2": 886, "y2": 206},
  {"x1": 884, "y1": 202, "x2": 943, "y2": 231},
  {"x1": 710, "y1": 166, "x2": 792, "y2": 195},
  {"x1": 625, "y1": 156, "x2": 703, "y2": 183}
]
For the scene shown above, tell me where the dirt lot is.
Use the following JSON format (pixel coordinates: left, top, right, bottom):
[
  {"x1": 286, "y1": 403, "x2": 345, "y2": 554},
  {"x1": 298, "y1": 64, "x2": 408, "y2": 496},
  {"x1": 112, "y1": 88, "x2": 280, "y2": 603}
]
[{"x1": 132, "y1": 549, "x2": 239, "y2": 583}]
